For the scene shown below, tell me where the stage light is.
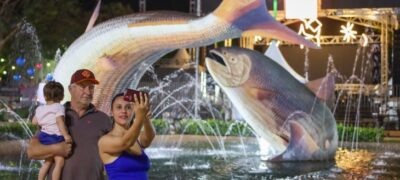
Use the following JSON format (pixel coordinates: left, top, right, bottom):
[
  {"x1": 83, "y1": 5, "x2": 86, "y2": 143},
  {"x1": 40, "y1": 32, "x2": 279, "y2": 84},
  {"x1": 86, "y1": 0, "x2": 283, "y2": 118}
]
[{"x1": 285, "y1": 0, "x2": 318, "y2": 19}]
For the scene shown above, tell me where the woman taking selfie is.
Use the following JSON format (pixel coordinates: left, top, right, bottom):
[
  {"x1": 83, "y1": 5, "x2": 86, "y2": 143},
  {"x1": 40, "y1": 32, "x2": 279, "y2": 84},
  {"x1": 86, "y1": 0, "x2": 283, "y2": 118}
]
[{"x1": 98, "y1": 92, "x2": 155, "y2": 180}]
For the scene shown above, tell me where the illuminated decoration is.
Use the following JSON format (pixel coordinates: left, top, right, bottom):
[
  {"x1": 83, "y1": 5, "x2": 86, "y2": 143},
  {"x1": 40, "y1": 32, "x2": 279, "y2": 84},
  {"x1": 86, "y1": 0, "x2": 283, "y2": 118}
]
[
  {"x1": 273, "y1": 0, "x2": 278, "y2": 18},
  {"x1": 16, "y1": 57, "x2": 26, "y2": 66},
  {"x1": 254, "y1": 35, "x2": 263, "y2": 43},
  {"x1": 298, "y1": 18, "x2": 322, "y2": 47},
  {"x1": 285, "y1": 0, "x2": 318, "y2": 19},
  {"x1": 340, "y1": 22, "x2": 357, "y2": 42},
  {"x1": 275, "y1": 41, "x2": 281, "y2": 46},
  {"x1": 27, "y1": 68, "x2": 35, "y2": 76},
  {"x1": 224, "y1": 39, "x2": 232, "y2": 47},
  {"x1": 35, "y1": 63, "x2": 43, "y2": 69},
  {"x1": 13, "y1": 73, "x2": 22, "y2": 81},
  {"x1": 46, "y1": 62, "x2": 51, "y2": 67},
  {"x1": 268, "y1": 40, "x2": 281, "y2": 47},
  {"x1": 2, "y1": 71, "x2": 7, "y2": 75},
  {"x1": 11, "y1": 66, "x2": 16, "y2": 70},
  {"x1": 46, "y1": 73, "x2": 54, "y2": 81},
  {"x1": 360, "y1": 33, "x2": 368, "y2": 47},
  {"x1": 0, "y1": 58, "x2": 4, "y2": 62}
]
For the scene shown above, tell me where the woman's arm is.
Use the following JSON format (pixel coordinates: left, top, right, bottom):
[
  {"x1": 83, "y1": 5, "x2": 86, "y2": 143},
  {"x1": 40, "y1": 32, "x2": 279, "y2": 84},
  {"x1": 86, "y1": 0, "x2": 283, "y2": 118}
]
[
  {"x1": 139, "y1": 111, "x2": 156, "y2": 148},
  {"x1": 99, "y1": 93, "x2": 149, "y2": 154}
]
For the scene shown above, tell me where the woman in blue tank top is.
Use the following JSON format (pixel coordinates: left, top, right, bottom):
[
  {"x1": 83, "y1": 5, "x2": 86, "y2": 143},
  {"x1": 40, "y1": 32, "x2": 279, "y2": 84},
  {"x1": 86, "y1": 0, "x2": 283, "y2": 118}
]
[{"x1": 98, "y1": 92, "x2": 155, "y2": 180}]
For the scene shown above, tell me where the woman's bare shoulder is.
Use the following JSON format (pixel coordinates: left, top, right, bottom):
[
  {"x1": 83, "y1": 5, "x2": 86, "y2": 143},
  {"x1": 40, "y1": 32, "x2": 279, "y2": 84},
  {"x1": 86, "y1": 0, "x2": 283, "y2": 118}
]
[{"x1": 98, "y1": 133, "x2": 118, "y2": 147}]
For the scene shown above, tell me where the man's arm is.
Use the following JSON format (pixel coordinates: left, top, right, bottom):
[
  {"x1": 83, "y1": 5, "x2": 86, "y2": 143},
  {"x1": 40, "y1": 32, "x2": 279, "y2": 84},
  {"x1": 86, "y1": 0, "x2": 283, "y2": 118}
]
[{"x1": 27, "y1": 137, "x2": 71, "y2": 160}]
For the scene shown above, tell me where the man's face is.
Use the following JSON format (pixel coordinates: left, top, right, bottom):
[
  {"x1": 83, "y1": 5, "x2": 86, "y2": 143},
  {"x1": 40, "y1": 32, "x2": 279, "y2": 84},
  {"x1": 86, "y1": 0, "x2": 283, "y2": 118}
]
[{"x1": 69, "y1": 81, "x2": 95, "y2": 107}]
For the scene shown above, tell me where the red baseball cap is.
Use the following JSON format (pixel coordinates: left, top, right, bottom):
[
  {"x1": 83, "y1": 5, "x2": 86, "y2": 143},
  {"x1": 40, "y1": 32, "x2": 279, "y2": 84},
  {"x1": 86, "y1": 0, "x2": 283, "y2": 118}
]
[{"x1": 70, "y1": 69, "x2": 99, "y2": 85}]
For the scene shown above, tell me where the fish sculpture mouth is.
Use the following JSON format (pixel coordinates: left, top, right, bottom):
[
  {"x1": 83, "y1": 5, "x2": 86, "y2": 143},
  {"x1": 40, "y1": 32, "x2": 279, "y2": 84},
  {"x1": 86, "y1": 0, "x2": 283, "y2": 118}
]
[
  {"x1": 209, "y1": 50, "x2": 227, "y2": 67},
  {"x1": 206, "y1": 48, "x2": 251, "y2": 87},
  {"x1": 206, "y1": 50, "x2": 234, "y2": 87}
]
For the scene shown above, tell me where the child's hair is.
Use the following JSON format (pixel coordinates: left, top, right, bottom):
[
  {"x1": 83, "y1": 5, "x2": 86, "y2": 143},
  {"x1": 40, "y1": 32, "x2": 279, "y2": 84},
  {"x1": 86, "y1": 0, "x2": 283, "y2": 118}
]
[{"x1": 43, "y1": 81, "x2": 64, "y2": 102}]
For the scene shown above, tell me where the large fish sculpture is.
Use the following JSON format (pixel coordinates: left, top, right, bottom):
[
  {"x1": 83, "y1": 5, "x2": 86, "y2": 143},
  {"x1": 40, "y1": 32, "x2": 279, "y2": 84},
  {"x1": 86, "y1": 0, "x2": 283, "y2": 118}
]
[
  {"x1": 53, "y1": 0, "x2": 317, "y2": 112},
  {"x1": 205, "y1": 47, "x2": 338, "y2": 161}
]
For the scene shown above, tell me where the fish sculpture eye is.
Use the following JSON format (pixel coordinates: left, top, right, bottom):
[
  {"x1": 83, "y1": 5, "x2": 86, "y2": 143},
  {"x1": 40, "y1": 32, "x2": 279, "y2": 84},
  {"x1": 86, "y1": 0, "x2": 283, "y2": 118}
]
[{"x1": 230, "y1": 57, "x2": 237, "y2": 64}]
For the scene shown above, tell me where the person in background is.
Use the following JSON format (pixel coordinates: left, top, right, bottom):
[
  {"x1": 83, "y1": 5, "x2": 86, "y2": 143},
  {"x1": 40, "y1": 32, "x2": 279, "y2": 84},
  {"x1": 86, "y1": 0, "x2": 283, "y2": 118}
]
[
  {"x1": 98, "y1": 92, "x2": 155, "y2": 180},
  {"x1": 32, "y1": 81, "x2": 72, "y2": 180},
  {"x1": 27, "y1": 69, "x2": 112, "y2": 180}
]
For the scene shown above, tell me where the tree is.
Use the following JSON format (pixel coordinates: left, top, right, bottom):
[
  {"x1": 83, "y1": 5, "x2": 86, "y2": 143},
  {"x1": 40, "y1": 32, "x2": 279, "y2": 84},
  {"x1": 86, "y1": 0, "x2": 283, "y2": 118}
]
[{"x1": 1, "y1": 0, "x2": 134, "y2": 84}]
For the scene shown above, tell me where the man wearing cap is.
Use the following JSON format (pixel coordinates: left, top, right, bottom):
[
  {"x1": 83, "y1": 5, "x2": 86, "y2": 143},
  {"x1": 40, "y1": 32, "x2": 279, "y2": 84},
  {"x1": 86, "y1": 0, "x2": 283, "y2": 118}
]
[{"x1": 27, "y1": 69, "x2": 112, "y2": 180}]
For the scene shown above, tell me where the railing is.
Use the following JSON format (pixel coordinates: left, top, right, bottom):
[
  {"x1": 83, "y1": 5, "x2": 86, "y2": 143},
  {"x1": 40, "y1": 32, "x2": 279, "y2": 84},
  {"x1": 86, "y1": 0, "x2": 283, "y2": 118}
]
[
  {"x1": 391, "y1": 85, "x2": 400, "y2": 97},
  {"x1": 334, "y1": 85, "x2": 400, "y2": 130}
]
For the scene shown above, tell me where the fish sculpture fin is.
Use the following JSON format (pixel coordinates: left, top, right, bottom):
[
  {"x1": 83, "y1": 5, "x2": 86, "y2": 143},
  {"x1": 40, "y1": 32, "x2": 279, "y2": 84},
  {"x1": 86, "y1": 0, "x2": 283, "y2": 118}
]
[
  {"x1": 305, "y1": 73, "x2": 335, "y2": 103},
  {"x1": 250, "y1": 88, "x2": 276, "y2": 102},
  {"x1": 271, "y1": 121, "x2": 319, "y2": 161},
  {"x1": 85, "y1": 0, "x2": 101, "y2": 33},
  {"x1": 265, "y1": 41, "x2": 307, "y2": 83},
  {"x1": 242, "y1": 23, "x2": 318, "y2": 49}
]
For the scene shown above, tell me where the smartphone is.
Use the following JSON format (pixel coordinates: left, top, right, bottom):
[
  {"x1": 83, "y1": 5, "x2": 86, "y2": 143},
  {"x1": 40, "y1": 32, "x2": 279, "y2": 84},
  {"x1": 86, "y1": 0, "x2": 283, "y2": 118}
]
[{"x1": 123, "y1": 89, "x2": 149, "y2": 102}]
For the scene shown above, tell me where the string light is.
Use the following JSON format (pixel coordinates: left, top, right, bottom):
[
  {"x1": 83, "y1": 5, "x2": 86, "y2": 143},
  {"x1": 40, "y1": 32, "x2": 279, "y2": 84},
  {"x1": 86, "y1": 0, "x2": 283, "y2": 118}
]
[
  {"x1": 254, "y1": 35, "x2": 263, "y2": 43},
  {"x1": 0, "y1": 58, "x2": 4, "y2": 62},
  {"x1": 298, "y1": 18, "x2": 322, "y2": 48},
  {"x1": 11, "y1": 66, "x2": 16, "y2": 70},
  {"x1": 2, "y1": 71, "x2": 7, "y2": 75},
  {"x1": 360, "y1": 33, "x2": 368, "y2": 47},
  {"x1": 340, "y1": 22, "x2": 357, "y2": 42},
  {"x1": 46, "y1": 62, "x2": 51, "y2": 67}
]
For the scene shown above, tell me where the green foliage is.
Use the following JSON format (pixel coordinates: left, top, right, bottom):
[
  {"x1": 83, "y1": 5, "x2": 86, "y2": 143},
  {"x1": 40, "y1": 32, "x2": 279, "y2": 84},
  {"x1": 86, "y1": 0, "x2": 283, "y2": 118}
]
[
  {"x1": 0, "y1": 107, "x2": 29, "y2": 122},
  {"x1": 152, "y1": 118, "x2": 169, "y2": 135},
  {"x1": 0, "y1": 112, "x2": 5, "y2": 122},
  {"x1": 13, "y1": 107, "x2": 30, "y2": 118},
  {"x1": 176, "y1": 119, "x2": 255, "y2": 137},
  {"x1": 0, "y1": 121, "x2": 386, "y2": 142},
  {"x1": 337, "y1": 123, "x2": 384, "y2": 142},
  {"x1": 0, "y1": 122, "x2": 36, "y2": 138}
]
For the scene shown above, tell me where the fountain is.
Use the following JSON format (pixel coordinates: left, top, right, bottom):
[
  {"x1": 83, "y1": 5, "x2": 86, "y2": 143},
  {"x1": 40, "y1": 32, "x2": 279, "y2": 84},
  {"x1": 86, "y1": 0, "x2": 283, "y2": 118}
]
[{"x1": 2, "y1": 51, "x2": 400, "y2": 178}]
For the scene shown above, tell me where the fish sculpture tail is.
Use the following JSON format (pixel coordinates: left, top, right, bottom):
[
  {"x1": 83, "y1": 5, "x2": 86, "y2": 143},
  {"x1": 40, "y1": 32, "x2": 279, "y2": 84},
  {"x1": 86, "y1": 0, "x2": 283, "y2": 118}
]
[{"x1": 213, "y1": 0, "x2": 318, "y2": 49}]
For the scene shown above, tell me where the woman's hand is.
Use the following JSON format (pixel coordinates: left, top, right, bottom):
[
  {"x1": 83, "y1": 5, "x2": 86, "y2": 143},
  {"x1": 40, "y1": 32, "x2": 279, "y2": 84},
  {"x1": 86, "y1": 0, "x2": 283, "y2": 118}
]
[{"x1": 132, "y1": 92, "x2": 149, "y2": 118}]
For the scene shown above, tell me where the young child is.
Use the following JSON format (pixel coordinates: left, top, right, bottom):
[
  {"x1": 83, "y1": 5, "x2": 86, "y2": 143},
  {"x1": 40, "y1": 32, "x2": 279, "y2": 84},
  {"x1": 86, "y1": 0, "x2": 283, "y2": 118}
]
[{"x1": 32, "y1": 81, "x2": 72, "y2": 180}]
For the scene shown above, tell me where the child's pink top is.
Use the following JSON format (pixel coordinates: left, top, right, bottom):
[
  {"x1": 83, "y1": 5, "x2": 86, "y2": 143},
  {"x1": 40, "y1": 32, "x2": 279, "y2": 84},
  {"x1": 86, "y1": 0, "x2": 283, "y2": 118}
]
[{"x1": 34, "y1": 103, "x2": 65, "y2": 135}]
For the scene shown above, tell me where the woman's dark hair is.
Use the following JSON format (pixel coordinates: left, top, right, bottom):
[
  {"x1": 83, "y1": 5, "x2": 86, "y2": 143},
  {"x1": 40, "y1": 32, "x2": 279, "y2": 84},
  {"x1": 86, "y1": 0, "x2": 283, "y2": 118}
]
[
  {"x1": 43, "y1": 81, "x2": 64, "y2": 102},
  {"x1": 111, "y1": 93, "x2": 124, "y2": 109}
]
